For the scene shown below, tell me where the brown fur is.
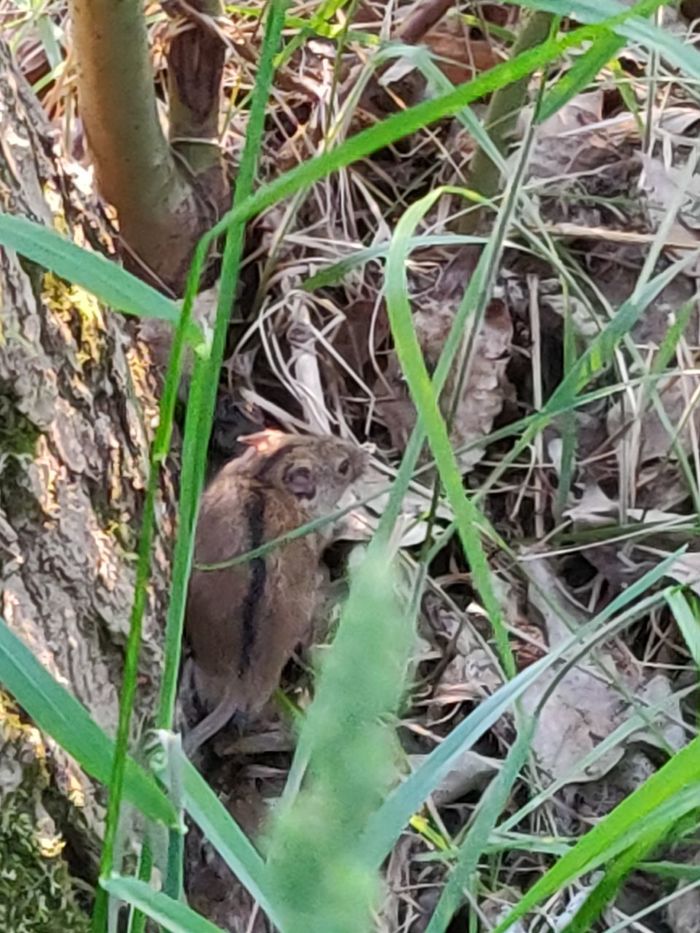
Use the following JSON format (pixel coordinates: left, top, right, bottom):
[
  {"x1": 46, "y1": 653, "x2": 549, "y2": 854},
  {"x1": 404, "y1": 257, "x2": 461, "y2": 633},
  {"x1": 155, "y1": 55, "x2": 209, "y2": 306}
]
[{"x1": 184, "y1": 431, "x2": 367, "y2": 754}]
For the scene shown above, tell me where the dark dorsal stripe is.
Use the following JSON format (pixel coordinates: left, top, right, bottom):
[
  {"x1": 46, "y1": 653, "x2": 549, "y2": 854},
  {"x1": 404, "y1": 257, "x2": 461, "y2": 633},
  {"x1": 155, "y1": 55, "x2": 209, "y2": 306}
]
[{"x1": 239, "y1": 488, "x2": 266, "y2": 675}]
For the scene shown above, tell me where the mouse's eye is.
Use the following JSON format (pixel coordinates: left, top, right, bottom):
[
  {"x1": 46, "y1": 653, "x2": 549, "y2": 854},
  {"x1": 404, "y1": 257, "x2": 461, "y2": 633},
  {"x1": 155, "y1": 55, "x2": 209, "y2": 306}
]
[
  {"x1": 338, "y1": 457, "x2": 351, "y2": 476},
  {"x1": 283, "y1": 464, "x2": 316, "y2": 499}
]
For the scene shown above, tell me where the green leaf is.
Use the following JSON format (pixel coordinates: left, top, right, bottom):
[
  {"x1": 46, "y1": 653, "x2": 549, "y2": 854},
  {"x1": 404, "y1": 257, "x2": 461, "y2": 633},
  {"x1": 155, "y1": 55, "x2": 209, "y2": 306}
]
[
  {"x1": 102, "y1": 877, "x2": 223, "y2": 932},
  {"x1": 0, "y1": 617, "x2": 177, "y2": 828},
  {"x1": 0, "y1": 214, "x2": 200, "y2": 343}
]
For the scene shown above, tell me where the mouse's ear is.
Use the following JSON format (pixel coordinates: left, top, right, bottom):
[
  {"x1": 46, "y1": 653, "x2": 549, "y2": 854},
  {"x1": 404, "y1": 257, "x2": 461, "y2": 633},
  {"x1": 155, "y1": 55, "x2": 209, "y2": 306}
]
[
  {"x1": 282, "y1": 463, "x2": 316, "y2": 499},
  {"x1": 239, "y1": 429, "x2": 286, "y2": 456}
]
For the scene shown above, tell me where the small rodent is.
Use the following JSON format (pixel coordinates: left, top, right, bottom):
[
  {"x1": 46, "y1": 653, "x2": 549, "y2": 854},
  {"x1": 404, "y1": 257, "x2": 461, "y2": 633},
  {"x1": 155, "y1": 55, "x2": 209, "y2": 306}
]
[{"x1": 184, "y1": 430, "x2": 368, "y2": 755}]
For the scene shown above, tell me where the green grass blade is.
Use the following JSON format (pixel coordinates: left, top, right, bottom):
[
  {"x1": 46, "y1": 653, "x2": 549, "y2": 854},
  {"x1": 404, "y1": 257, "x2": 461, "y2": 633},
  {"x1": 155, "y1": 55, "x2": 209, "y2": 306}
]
[
  {"x1": 553, "y1": 286, "x2": 578, "y2": 521},
  {"x1": 93, "y1": 195, "x2": 206, "y2": 924},
  {"x1": 666, "y1": 590, "x2": 700, "y2": 669},
  {"x1": 538, "y1": 30, "x2": 624, "y2": 122},
  {"x1": 375, "y1": 76, "x2": 540, "y2": 547},
  {"x1": 425, "y1": 721, "x2": 535, "y2": 933},
  {"x1": 284, "y1": 169, "x2": 528, "y2": 809},
  {"x1": 0, "y1": 214, "x2": 199, "y2": 341},
  {"x1": 302, "y1": 234, "x2": 488, "y2": 291},
  {"x1": 562, "y1": 818, "x2": 671, "y2": 933},
  {"x1": 102, "y1": 878, "x2": 223, "y2": 933},
  {"x1": 152, "y1": 0, "x2": 287, "y2": 906},
  {"x1": 155, "y1": 0, "x2": 287, "y2": 734},
  {"x1": 493, "y1": 739, "x2": 700, "y2": 932},
  {"x1": 364, "y1": 552, "x2": 685, "y2": 867},
  {"x1": 479, "y1": 249, "x2": 698, "y2": 502},
  {"x1": 155, "y1": 358, "x2": 207, "y2": 733},
  {"x1": 281, "y1": 103, "x2": 539, "y2": 818},
  {"x1": 553, "y1": 257, "x2": 698, "y2": 409},
  {"x1": 503, "y1": 682, "x2": 695, "y2": 835},
  {"x1": 125, "y1": 844, "x2": 154, "y2": 933},
  {"x1": 0, "y1": 616, "x2": 177, "y2": 828},
  {"x1": 178, "y1": 755, "x2": 282, "y2": 928},
  {"x1": 384, "y1": 189, "x2": 515, "y2": 677},
  {"x1": 206, "y1": 13, "x2": 652, "y2": 243},
  {"x1": 636, "y1": 861, "x2": 700, "y2": 881},
  {"x1": 363, "y1": 651, "x2": 556, "y2": 869},
  {"x1": 649, "y1": 301, "x2": 696, "y2": 378},
  {"x1": 511, "y1": 0, "x2": 700, "y2": 79},
  {"x1": 374, "y1": 41, "x2": 508, "y2": 173}
]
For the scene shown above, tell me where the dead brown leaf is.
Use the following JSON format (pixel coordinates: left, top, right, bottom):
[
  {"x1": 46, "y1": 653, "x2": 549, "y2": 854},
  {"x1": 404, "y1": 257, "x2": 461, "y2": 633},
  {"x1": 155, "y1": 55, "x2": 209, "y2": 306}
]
[
  {"x1": 521, "y1": 559, "x2": 684, "y2": 786},
  {"x1": 377, "y1": 298, "x2": 513, "y2": 472}
]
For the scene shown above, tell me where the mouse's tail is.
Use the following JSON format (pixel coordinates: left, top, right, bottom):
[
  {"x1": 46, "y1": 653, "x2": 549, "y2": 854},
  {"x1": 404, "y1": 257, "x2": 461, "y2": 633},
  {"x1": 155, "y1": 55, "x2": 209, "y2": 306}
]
[{"x1": 183, "y1": 685, "x2": 239, "y2": 757}]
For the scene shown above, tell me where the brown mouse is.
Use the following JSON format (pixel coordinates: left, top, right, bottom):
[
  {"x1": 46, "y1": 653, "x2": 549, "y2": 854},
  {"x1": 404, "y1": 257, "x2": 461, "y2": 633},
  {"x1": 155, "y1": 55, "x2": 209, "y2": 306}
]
[{"x1": 183, "y1": 430, "x2": 368, "y2": 755}]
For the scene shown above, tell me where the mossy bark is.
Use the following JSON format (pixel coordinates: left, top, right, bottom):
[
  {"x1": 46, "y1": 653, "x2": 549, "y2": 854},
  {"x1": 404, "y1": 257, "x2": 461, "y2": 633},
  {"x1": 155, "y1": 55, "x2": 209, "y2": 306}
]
[{"x1": 0, "y1": 42, "x2": 176, "y2": 920}]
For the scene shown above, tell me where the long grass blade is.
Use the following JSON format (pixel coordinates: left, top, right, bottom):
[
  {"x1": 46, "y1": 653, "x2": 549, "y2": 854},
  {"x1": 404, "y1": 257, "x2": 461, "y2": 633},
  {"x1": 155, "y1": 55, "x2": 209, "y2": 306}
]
[
  {"x1": 0, "y1": 617, "x2": 177, "y2": 827},
  {"x1": 93, "y1": 192, "x2": 206, "y2": 923},
  {"x1": 102, "y1": 878, "x2": 223, "y2": 933},
  {"x1": 561, "y1": 818, "x2": 672, "y2": 933},
  {"x1": 179, "y1": 755, "x2": 282, "y2": 928},
  {"x1": 492, "y1": 739, "x2": 700, "y2": 932},
  {"x1": 156, "y1": 0, "x2": 287, "y2": 734},
  {"x1": 150, "y1": 0, "x2": 287, "y2": 907},
  {"x1": 0, "y1": 214, "x2": 197, "y2": 339},
  {"x1": 425, "y1": 722, "x2": 535, "y2": 933},
  {"x1": 363, "y1": 550, "x2": 685, "y2": 867},
  {"x1": 384, "y1": 190, "x2": 515, "y2": 675},
  {"x1": 203, "y1": 8, "x2": 666, "y2": 249},
  {"x1": 512, "y1": 0, "x2": 700, "y2": 79}
]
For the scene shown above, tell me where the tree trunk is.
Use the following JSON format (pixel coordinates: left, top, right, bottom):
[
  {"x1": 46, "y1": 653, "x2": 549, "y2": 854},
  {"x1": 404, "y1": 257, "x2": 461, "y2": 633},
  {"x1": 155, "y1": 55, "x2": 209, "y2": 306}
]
[
  {"x1": 70, "y1": 0, "x2": 229, "y2": 295},
  {"x1": 0, "y1": 43, "x2": 175, "y2": 923}
]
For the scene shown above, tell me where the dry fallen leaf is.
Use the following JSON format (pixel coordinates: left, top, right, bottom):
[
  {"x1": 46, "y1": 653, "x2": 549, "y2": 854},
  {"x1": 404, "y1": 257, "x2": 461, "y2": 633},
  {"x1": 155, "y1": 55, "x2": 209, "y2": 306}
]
[
  {"x1": 521, "y1": 559, "x2": 684, "y2": 786},
  {"x1": 649, "y1": 549, "x2": 700, "y2": 597},
  {"x1": 565, "y1": 482, "x2": 688, "y2": 527},
  {"x1": 666, "y1": 856, "x2": 700, "y2": 933},
  {"x1": 377, "y1": 298, "x2": 513, "y2": 473},
  {"x1": 421, "y1": 25, "x2": 503, "y2": 87},
  {"x1": 607, "y1": 373, "x2": 700, "y2": 465},
  {"x1": 640, "y1": 152, "x2": 700, "y2": 232},
  {"x1": 408, "y1": 748, "x2": 499, "y2": 807},
  {"x1": 525, "y1": 90, "x2": 609, "y2": 180},
  {"x1": 425, "y1": 598, "x2": 503, "y2": 710}
]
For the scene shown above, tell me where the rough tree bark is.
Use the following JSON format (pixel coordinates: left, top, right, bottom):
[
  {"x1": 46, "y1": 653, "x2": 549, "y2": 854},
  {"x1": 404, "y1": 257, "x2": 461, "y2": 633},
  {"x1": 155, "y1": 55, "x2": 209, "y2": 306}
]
[{"x1": 0, "y1": 44, "x2": 175, "y2": 925}]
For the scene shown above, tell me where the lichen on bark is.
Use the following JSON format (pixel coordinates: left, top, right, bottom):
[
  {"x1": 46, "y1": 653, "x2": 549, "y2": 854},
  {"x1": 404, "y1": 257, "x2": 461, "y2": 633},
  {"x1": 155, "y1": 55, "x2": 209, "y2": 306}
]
[{"x1": 0, "y1": 41, "x2": 176, "y2": 918}]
